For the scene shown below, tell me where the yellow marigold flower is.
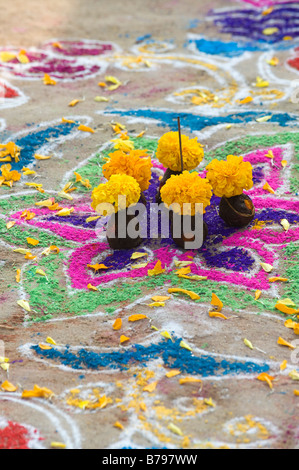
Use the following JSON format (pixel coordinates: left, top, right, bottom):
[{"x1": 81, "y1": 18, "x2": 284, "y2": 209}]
[
  {"x1": 91, "y1": 174, "x2": 141, "y2": 214},
  {"x1": 205, "y1": 155, "x2": 253, "y2": 198},
  {"x1": 156, "y1": 131, "x2": 204, "y2": 171},
  {"x1": 103, "y1": 149, "x2": 152, "y2": 191},
  {"x1": 160, "y1": 170, "x2": 212, "y2": 216}
]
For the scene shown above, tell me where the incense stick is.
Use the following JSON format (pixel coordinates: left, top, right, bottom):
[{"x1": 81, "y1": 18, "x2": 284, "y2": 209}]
[{"x1": 177, "y1": 116, "x2": 183, "y2": 172}]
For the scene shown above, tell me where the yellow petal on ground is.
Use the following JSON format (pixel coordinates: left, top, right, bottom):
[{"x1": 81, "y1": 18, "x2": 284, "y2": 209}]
[
  {"x1": 255, "y1": 290, "x2": 262, "y2": 300},
  {"x1": 165, "y1": 370, "x2": 181, "y2": 378},
  {"x1": 277, "y1": 298, "x2": 296, "y2": 307},
  {"x1": 62, "y1": 117, "x2": 76, "y2": 124},
  {"x1": 178, "y1": 274, "x2": 207, "y2": 281},
  {"x1": 38, "y1": 343, "x2": 53, "y2": 350},
  {"x1": 275, "y1": 302, "x2": 299, "y2": 315},
  {"x1": 267, "y1": 56, "x2": 279, "y2": 66},
  {"x1": 128, "y1": 314, "x2": 147, "y2": 322},
  {"x1": 94, "y1": 96, "x2": 109, "y2": 102},
  {"x1": 17, "y1": 299, "x2": 31, "y2": 312},
  {"x1": 147, "y1": 260, "x2": 165, "y2": 276},
  {"x1": 35, "y1": 198, "x2": 55, "y2": 207},
  {"x1": 120, "y1": 335, "x2": 130, "y2": 344},
  {"x1": 56, "y1": 208, "x2": 74, "y2": 216},
  {"x1": 0, "y1": 357, "x2": 9, "y2": 372},
  {"x1": 260, "y1": 262, "x2": 273, "y2": 273},
  {"x1": 131, "y1": 252, "x2": 148, "y2": 260},
  {"x1": 24, "y1": 252, "x2": 36, "y2": 260},
  {"x1": 16, "y1": 269, "x2": 21, "y2": 283},
  {"x1": 6, "y1": 221, "x2": 16, "y2": 229},
  {"x1": 143, "y1": 381, "x2": 158, "y2": 393},
  {"x1": 209, "y1": 311, "x2": 229, "y2": 319},
  {"x1": 179, "y1": 340, "x2": 192, "y2": 351},
  {"x1": 151, "y1": 295, "x2": 171, "y2": 302},
  {"x1": 174, "y1": 260, "x2": 193, "y2": 267},
  {"x1": 294, "y1": 390, "x2": 299, "y2": 396},
  {"x1": 204, "y1": 397, "x2": 216, "y2": 407},
  {"x1": 22, "y1": 384, "x2": 54, "y2": 399},
  {"x1": 87, "y1": 283, "x2": 98, "y2": 291},
  {"x1": 85, "y1": 216, "x2": 100, "y2": 223},
  {"x1": 148, "y1": 302, "x2": 165, "y2": 307},
  {"x1": 46, "y1": 337, "x2": 56, "y2": 345},
  {"x1": 34, "y1": 154, "x2": 52, "y2": 160},
  {"x1": 289, "y1": 370, "x2": 299, "y2": 380},
  {"x1": 51, "y1": 442, "x2": 66, "y2": 449},
  {"x1": 43, "y1": 73, "x2": 56, "y2": 85},
  {"x1": 87, "y1": 263, "x2": 110, "y2": 271},
  {"x1": 262, "y1": 181, "x2": 275, "y2": 193},
  {"x1": 277, "y1": 337, "x2": 295, "y2": 349},
  {"x1": 0, "y1": 51, "x2": 17, "y2": 62},
  {"x1": 175, "y1": 266, "x2": 191, "y2": 276},
  {"x1": 179, "y1": 377, "x2": 202, "y2": 385},
  {"x1": 263, "y1": 27, "x2": 279, "y2": 35},
  {"x1": 27, "y1": 237, "x2": 39, "y2": 246},
  {"x1": 113, "y1": 421, "x2": 124, "y2": 430},
  {"x1": 167, "y1": 423, "x2": 183, "y2": 436},
  {"x1": 168, "y1": 288, "x2": 200, "y2": 300},
  {"x1": 237, "y1": 96, "x2": 253, "y2": 105},
  {"x1": 280, "y1": 219, "x2": 290, "y2": 231},
  {"x1": 160, "y1": 331, "x2": 172, "y2": 340},
  {"x1": 113, "y1": 318, "x2": 122, "y2": 330},
  {"x1": 281, "y1": 160, "x2": 288, "y2": 167},
  {"x1": 57, "y1": 191, "x2": 74, "y2": 201},
  {"x1": 1, "y1": 380, "x2": 17, "y2": 392},
  {"x1": 77, "y1": 124, "x2": 95, "y2": 133},
  {"x1": 256, "y1": 115, "x2": 272, "y2": 123},
  {"x1": 280, "y1": 360, "x2": 287, "y2": 371},
  {"x1": 244, "y1": 338, "x2": 254, "y2": 350},
  {"x1": 211, "y1": 292, "x2": 223, "y2": 310},
  {"x1": 131, "y1": 262, "x2": 148, "y2": 269},
  {"x1": 68, "y1": 99, "x2": 81, "y2": 107},
  {"x1": 265, "y1": 150, "x2": 274, "y2": 159},
  {"x1": 257, "y1": 372, "x2": 275, "y2": 389},
  {"x1": 13, "y1": 248, "x2": 29, "y2": 255},
  {"x1": 268, "y1": 277, "x2": 288, "y2": 282}
]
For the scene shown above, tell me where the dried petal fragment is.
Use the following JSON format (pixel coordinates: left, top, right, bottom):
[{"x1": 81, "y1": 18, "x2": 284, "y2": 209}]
[
  {"x1": 1, "y1": 380, "x2": 17, "y2": 392},
  {"x1": 143, "y1": 381, "x2": 157, "y2": 392},
  {"x1": 260, "y1": 262, "x2": 273, "y2": 273},
  {"x1": 179, "y1": 377, "x2": 202, "y2": 385},
  {"x1": 120, "y1": 335, "x2": 130, "y2": 344},
  {"x1": 43, "y1": 73, "x2": 56, "y2": 85},
  {"x1": 268, "y1": 277, "x2": 288, "y2": 283},
  {"x1": 151, "y1": 295, "x2": 170, "y2": 302},
  {"x1": 160, "y1": 331, "x2": 172, "y2": 340},
  {"x1": 280, "y1": 360, "x2": 287, "y2": 371},
  {"x1": 168, "y1": 287, "x2": 200, "y2": 300},
  {"x1": 179, "y1": 340, "x2": 192, "y2": 351},
  {"x1": 113, "y1": 318, "x2": 122, "y2": 330},
  {"x1": 113, "y1": 421, "x2": 124, "y2": 430},
  {"x1": 289, "y1": 370, "x2": 299, "y2": 380},
  {"x1": 257, "y1": 372, "x2": 275, "y2": 389},
  {"x1": 17, "y1": 299, "x2": 31, "y2": 312},
  {"x1": 147, "y1": 260, "x2": 165, "y2": 276},
  {"x1": 22, "y1": 384, "x2": 54, "y2": 399},
  {"x1": 167, "y1": 423, "x2": 183, "y2": 436},
  {"x1": 165, "y1": 370, "x2": 181, "y2": 378},
  {"x1": 262, "y1": 181, "x2": 275, "y2": 194},
  {"x1": 131, "y1": 252, "x2": 148, "y2": 260},
  {"x1": 280, "y1": 219, "x2": 290, "y2": 232},
  {"x1": 87, "y1": 283, "x2": 98, "y2": 291},
  {"x1": 255, "y1": 290, "x2": 262, "y2": 300},
  {"x1": 148, "y1": 302, "x2": 165, "y2": 307},
  {"x1": 277, "y1": 337, "x2": 295, "y2": 349},
  {"x1": 211, "y1": 292, "x2": 223, "y2": 310},
  {"x1": 51, "y1": 442, "x2": 66, "y2": 449},
  {"x1": 77, "y1": 124, "x2": 95, "y2": 133},
  {"x1": 27, "y1": 237, "x2": 39, "y2": 246},
  {"x1": 244, "y1": 338, "x2": 254, "y2": 350},
  {"x1": 16, "y1": 269, "x2": 21, "y2": 283},
  {"x1": 6, "y1": 221, "x2": 16, "y2": 229},
  {"x1": 209, "y1": 311, "x2": 229, "y2": 319},
  {"x1": 87, "y1": 263, "x2": 110, "y2": 271},
  {"x1": 275, "y1": 302, "x2": 299, "y2": 315},
  {"x1": 128, "y1": 314, "x2": 147, "y2": 322}
]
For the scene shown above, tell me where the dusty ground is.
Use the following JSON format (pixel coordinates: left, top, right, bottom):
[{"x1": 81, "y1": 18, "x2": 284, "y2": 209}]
[{"x1": 0, "y1": 0, "x2": 298, "y2": 451}]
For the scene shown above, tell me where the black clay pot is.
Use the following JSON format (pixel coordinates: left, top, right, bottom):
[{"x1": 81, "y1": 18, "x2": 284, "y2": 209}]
[
  {"x1": 156, "y1": 168, "x2": 182, "y2": 203},
  {"x1": 106, "y1": 195, "x2": 146, "y2": 250},
  {"x1": 169, "y1": 211, "x2": 208, "y2": 250},
  {"x1": 219, "y1": 193, "x2": 255, "y2": 227}
]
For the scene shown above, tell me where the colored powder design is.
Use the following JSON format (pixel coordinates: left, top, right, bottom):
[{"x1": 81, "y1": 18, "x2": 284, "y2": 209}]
[
  {"x1": 31, "y1": 337, "x2": 270, "y2": 376},
  {"x1": 43, "y1": 40, "x2": 114, "y2": 56},
  {"x1": 209, "y1": 4, "x2": 299, "y2": 43},
  {"x1": 0, "y1": 81, "x2": 19, "y2": 98},
  {"x1": 287, "y1": 47, "x2": 299, "y2": 71},
  {"x1": 187, "y1": 36, "x2": 295, "y2": 57},
  {"x1": 0, "y1": 420, "x2": 41, "y2": 449},
  {"x1": 4, "y1": 121, "x2": 77, "y2": 171},
  {"x1": 104, "y1": 109, "x2": 299, "y2": 132}
]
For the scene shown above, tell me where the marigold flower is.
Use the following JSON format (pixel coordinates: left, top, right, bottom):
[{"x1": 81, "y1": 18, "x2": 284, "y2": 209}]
[
  {"x1": 205, "y1": 155, "x2": 253, "y2": 198},
  {"x1": 156, "y1": 131, "x2": 204, "y2": 171},
  {"x1": 91, "y1": 174, "x2": 141, "y2": 214},
  {"x1": 160, "y1": 170, "x2": 212, "y2": 216},
  {"x1": 103, "y1": 149, "x2": 152, "y2": 191}
]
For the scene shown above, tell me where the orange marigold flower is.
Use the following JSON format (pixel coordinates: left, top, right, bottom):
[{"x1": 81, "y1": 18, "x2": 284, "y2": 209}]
[
  {"x1": 91, "y1": 174, "x2": 141, "y2": 214},
  {"x1": 156, "y1": 131, "x2": 204, "y2": 171},
  {"x1": 205, "y1": 155, "x2": 253, "y2": 198},
  {"x1": 160, "y1": 170, "x2": 212, "y2": 216},
  {"x1": 103, "y1": 149, "x2": 152, "y2": 191}
]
